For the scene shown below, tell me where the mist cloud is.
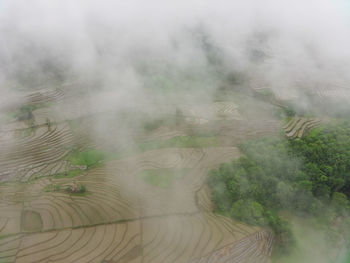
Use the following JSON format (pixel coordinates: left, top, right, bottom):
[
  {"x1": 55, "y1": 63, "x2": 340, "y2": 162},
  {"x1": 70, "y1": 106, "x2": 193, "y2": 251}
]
[
  {"x1": 1, "y1": 1, "x2": 350, "y2": 262},
  {"x1": 0, "y1": 0, "x2": 349, "y2": 100}
]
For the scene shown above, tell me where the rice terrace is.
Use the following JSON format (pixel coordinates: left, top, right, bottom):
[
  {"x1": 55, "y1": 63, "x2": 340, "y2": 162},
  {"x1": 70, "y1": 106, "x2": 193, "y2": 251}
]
[
  {"x1": 0, "y1": 85, "x2": 278, "y2": 262},
  {"x1": 1, "y1": 1, "x2": 350, "y2": 263}
]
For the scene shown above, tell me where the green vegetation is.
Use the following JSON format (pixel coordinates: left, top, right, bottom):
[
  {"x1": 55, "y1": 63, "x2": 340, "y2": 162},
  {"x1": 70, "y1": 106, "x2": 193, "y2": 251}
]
[
  {"x1": 78, "y1": 184, "x2": 86, "y2": 193},
  {"x1": 208, "y1": 120, "x2": 350, "y2": 253},
  {"x1": 44, "y1": 181, "x2": 87, "y2": 195},
  {"x1": 208, "y1": 138, "x2": 295, "y2": 252},
  {"x1": 289, "y1": 121, "x2": 350, "y2": 203},
  {"x1": 66, "y1": 183, "x2": 87, "y2": 195},
  {"x1": 277, "y1": 104, "x2": 296, "y2": 118},
  {"x1": 68, "y1": 149, "x2": 106, "y2": 168},
  {"x1": 137, "y1": 168, "x2": 189, "y2": 188}
]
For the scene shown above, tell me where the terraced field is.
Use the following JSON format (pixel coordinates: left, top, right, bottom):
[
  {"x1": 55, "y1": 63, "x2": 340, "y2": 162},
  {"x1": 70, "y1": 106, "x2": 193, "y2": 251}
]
[
  {"x1": 0, "y1": 88, "x2": 278, "y2": 262},
  {"x1": 284, "y1": 116, "x2": 322, "y2": 138},
  {"x1": 0, "y1": 122, "x2": 77, "y2": 182}
]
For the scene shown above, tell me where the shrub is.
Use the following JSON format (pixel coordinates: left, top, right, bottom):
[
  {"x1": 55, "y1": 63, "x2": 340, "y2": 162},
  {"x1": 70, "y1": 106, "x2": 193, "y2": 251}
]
[{"x1": 68, "y1": 149, "x2": 105, "y2": 168}]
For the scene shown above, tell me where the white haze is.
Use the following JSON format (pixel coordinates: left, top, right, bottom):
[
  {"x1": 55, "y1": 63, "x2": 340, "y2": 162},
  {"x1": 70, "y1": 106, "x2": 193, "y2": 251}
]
[
  {"x1": 0, "y1": 1, "x2": 350, "y2": 262},
  {"x1": 0, "y1": 0, "x2": 350, "y2": 105}
]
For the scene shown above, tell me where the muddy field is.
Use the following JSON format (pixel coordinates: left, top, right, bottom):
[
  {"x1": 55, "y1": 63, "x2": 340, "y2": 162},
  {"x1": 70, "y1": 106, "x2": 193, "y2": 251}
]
[{"x1": 0, "y1": 87, "x2": 278, "y2": 263}]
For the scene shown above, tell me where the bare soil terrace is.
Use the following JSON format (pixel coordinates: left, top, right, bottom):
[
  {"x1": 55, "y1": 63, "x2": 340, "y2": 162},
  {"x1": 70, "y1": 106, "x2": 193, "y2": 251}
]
[{"x1": 0, "y1": 87, "x2": 280, "y2": 263}]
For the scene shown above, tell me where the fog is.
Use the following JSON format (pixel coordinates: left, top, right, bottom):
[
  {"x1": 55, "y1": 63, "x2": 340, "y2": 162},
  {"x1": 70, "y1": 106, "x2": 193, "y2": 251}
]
[
  {"x1": 1, "y1": 0, "x2": 350, "y2": 262},
  {"x1": 1, "y1": 0, "x2": 350, "y2": 99}
]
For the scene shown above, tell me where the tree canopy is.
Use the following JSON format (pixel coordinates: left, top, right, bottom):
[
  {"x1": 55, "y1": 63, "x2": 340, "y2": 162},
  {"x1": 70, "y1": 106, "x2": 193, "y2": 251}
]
[{"x1": 208, "y1": 120, "x2": 350, "y2": 250}]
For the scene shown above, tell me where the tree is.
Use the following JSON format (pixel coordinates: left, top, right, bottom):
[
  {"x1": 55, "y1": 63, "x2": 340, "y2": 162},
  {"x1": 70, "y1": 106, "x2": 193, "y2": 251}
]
[
  {"x1": 79, "y1": 184, "x2": 87, "y2": 193},
  {"x1": 332, "y1": 192, "x2": 349, "y2": 215},
  {"x1": 231, "y1": 199, "x2": 266, "y2": 226}
]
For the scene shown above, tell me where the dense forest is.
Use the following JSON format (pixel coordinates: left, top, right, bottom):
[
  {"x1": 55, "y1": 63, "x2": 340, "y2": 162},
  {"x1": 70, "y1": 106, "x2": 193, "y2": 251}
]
[{"x1": 208, "y1": 120, "x2": 350, "y2": 253}]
